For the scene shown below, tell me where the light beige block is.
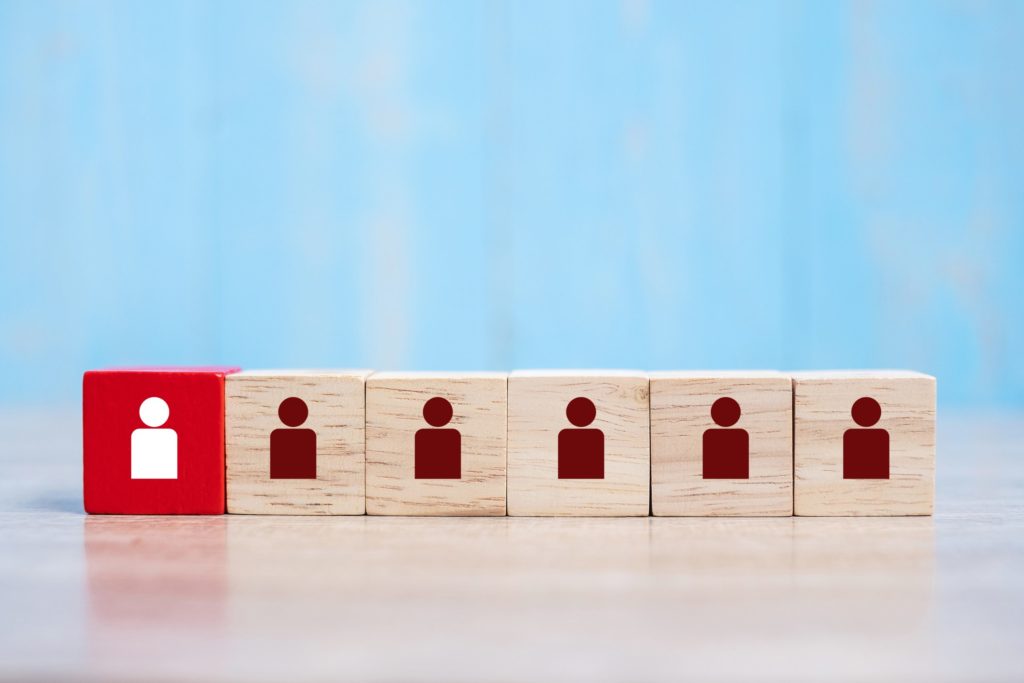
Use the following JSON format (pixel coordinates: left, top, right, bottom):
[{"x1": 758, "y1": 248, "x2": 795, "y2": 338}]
[
  {"x1": 226, "y1": 370, "x2": 370, "y2": 515},
  {"x1": 794, "y1": 370, "x2": 936, "y2": 516},
  {"x1": 651, "y1": 371, "x2": 793, "y2": 516},
  {"x1": 507, "y1": 370, "x2": 650, "y2": 516},
  {"x1": 366, "y1": 372, "x2": 507, "y2": 516}
]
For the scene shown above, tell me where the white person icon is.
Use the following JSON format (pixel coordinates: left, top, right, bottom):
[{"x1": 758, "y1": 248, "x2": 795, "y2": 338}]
[{"x1": 131, "y1": 396, "x2": 178, "y2": 479}]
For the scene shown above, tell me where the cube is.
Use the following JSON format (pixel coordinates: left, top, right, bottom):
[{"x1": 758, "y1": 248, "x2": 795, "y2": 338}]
[
  {"x1": 507, "y1": 370, "x2": 649, "y2": 516},
  {"x1": 225, "y1": 370, "x2": 370, "y2": 515},
  {"x1": 365, "y1": 372, "x2": 507, "y2": 515},
  {"x1": 794, "y1": 370, "x2": 936, "y2": 516},
  {"x1": 651, "y1": 371, "x2": 793, "y2": 516},
  {"x1": 83, "y1": 367, "x2": 239, "y2": 514}
]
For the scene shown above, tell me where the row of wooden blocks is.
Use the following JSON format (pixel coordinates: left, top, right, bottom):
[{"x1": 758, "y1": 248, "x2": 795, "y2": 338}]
[{"x1": 82, "y1": 368, "x2": 936, "y2": 516}]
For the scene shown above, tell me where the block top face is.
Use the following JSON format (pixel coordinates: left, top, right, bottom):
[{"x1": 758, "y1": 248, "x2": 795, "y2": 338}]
[
  {"x1": 510, "y1": 369, "x2": 646, "y2": 379},
  {"x1": 369, "y1": 371, "x2": 507, "y2": 381},
  {"x1": 230, "y1": 369, "x2": 371, "y2": 379},
  {"x1": 791, "y1": 370, "x2": 935, "y2": 381},
  {"x1": 649, "y1": 370, "x2": 789, "y2": 380},
  {"x1": 86, "y1": 366, "x2": 240, "y2": 376}
]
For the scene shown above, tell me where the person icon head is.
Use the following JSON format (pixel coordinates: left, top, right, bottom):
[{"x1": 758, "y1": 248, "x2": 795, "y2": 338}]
[
  {"x1": 851, "y1": 397, "x2": 882, "y2": 427},
  {"x1": 566, "y1": 397, "x2": 596, "y2": 427},
  {"x1": 710, "y1": 397, "x2": 741, "y2": 427},
  {"x1": 423, "y1": 397, "x2": 454, "y2": 427},
  {"x1": 278, "y1": 397, "x2": 309, "y2": 427},
  {"x1": 139, "y1": 396, "x2": 170, "y2": 428}
]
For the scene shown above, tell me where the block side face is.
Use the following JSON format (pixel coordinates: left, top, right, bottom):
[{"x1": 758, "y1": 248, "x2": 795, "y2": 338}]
[
  {"x1": 365, "y1": 376, "x2": 507, "y2": 516},
  {"x1": 225, "y1": 373, "x2": 366, "y2": 515},
  {"x1": 83, "y1": 371, "x2": 226, "y2": 514},
  {"x1": 650, "y1": 376, "x2": 792, "y2": 516},
  {"x1": 794, "y1": 376, "x2": 935, "y2": 516},
  {"x1": 507, "y1": 376, "x2": 650, "y2": 516}
]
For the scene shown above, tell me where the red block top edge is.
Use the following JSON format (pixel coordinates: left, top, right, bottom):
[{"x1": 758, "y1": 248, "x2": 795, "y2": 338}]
[{"x1": 84, "y1": 366, "x2": 242, "y2": 376}]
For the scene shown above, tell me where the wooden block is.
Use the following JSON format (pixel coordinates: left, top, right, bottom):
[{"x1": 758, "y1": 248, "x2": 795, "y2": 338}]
[
  {"x1": 507, "y1": 371, "x2": 650, "y2": 516},
  {"x1": 650, "y1": 371, "x2": 793, "y2": 516},
  {"x1": 365, "y1": 372, "x2": 506, "y2": 516},
  {"x1": 794, "y1": 370, "x2": 936, "y2": 516},
  {"x1": 225, "y1": 370, "x2": 370, "y2": 515},
  {"x1": 83, "y1": 366, "x2": 239, "y2": 514}
]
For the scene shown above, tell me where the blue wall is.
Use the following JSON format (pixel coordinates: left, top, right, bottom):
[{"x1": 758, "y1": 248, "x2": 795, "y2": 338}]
[{"x1": 1, "y1": 0, "x2": 1022, "y2": 407}]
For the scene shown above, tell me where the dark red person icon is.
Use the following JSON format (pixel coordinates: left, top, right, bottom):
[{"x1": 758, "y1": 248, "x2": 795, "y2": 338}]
[
  {"x1": 558, "y1": 397, "x2": 604, "y2": 479},
  {"x1": 702, "y1": 397, "x2": 749, "y2": 479},
  {"x1": 415, "y1": 397, "x2": 461, "y2": 479},
  {"x1": 270, "y1": 397, "x2": 317, "y2": 479},
  {"x1": 843, "y1": 397, "x2": 889, "y2": 479}
]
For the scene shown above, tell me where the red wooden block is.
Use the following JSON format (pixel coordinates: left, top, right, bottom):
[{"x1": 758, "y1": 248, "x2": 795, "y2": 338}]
[{"x1": 83, "y1": 367, "x2": 240, "y2": 514}]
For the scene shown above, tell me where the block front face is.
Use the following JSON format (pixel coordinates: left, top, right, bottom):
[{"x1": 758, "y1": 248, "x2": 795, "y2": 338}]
[
  {"x1": 794, "y1": 371, "x2": 936, "y2": 516},
  {"x1": 83, "y1": 367, "x2": 239, "y2": 514},
  {"x1": 507, "y1": 372, "x2": 650, "y2": 516},
  {"x1": 651, "y1": 372, "x2": 793, "y2": 516},
  {"x1": 366, "y1": 373, "x2": 507, "y2": 516},
  {"x1": 225, "y1": 370, "x2": 370, "y2": 515}
]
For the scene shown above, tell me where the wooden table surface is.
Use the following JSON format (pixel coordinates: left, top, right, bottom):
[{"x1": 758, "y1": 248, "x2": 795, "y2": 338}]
[{"x1": 1, "y1": 410, "x2": 1021, "y2": 682}]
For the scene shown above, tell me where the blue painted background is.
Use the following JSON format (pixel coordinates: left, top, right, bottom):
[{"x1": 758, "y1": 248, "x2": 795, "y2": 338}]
[{"x1": 1, "y1": 0, "x2": 1022, "y2": 407}]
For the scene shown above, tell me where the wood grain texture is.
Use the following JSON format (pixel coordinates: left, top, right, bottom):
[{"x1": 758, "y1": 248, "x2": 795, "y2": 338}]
[
  {"x1": 365, "y1": 372, "x2": 506, "y2": 516},
  {"x1": 651, "y1": 371, "x2": 792, "y2": 516},
  {"x1": 225, "y1": 370, "x2": 370, "y2": 515},
  {"x1": 794, "y1": 371, "x2": 936, "y2": 516},
  {"x1": 507, "y1": 371, "x2": 650, "y2": 516}
]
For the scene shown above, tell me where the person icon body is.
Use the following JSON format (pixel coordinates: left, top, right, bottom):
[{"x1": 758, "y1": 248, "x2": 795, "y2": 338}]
[
  {"x1": 270, "y1": 397, "x2": 317, "y2": 479},
  {"x1": 415, "y1": 397, "x2": 461, "y2": 479},
  {"x1": 131, "y1": 396, "x2": 178, "y2": 479},
  {"x1": 558, "y1": 397, "x2": 604, "y2": 479},
  {"x1": 843, "y1": 397, "x2": 889, "y2": 479},
  {"x1": 702, "y1": 397, "x2": 749, "y2": 479}
]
